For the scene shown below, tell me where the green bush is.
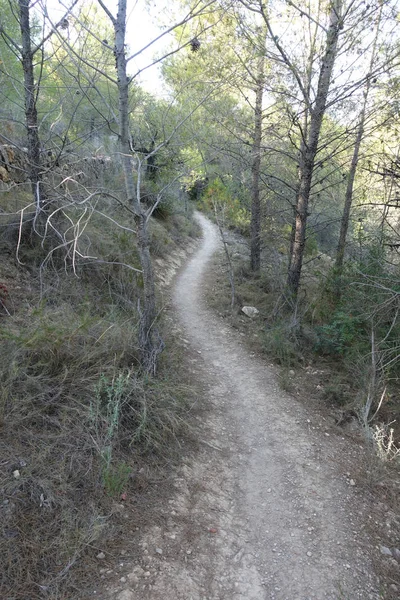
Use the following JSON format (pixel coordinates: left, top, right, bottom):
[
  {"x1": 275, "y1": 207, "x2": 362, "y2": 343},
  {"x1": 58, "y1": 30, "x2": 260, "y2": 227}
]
[
  {"x1": 315, "y1": 310, "x2": 368, "y2": 357},
  {"x1": 200, "y1": 178, "x2": 251, "y2": 235}
]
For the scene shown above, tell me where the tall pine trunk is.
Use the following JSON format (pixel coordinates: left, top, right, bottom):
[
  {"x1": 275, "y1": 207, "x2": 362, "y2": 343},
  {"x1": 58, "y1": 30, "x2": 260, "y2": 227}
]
[
  {"x1": 287, "y1": 0, "x2": 342, "y2": 300},
  {"x1": 335, "y1": 103, "x2": 366, "y2": 273},
  {"x1": 250, "y1": 54, "x2": 265, "y2": 273}
]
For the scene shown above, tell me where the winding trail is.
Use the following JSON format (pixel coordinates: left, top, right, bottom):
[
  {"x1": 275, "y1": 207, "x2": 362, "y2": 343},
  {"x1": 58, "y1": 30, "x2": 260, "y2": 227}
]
[{"x1": 106, "y1": 213, "x2": 379, "y2": 600}]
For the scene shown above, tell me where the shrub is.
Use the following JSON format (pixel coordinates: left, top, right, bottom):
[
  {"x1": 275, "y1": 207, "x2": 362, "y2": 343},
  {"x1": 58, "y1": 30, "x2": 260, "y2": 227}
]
[
  {"x1": 315, "y1": 310, "x2": 368, "y2": 357},
  {"x1": 263, "y1": 323, "x2": 302, "y2": 366},
  {"x1": 0, "y1": 301, "x2": 192, "y2": 597},
  {"x1": 201, "y1": 178, "x2": 251, "y2": 235}
]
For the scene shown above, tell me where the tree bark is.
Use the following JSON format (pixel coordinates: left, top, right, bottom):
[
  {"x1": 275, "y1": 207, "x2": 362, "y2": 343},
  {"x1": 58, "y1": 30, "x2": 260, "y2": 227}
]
[
  {"x1": 287, "y1": 0, "x2": 342, "y2": 300},
  {"x1": 19, "y1": 0, "x2": 45, "y2": 222},
  {"x1": 250, "y1": 54, "x2": 265, "y2": 273},
  {"x1": 335, "y1": 102, "x2": 366, "y2": 272},
  {"x1": 114, "y1": 0, "x2": 162, "y2": 373}
]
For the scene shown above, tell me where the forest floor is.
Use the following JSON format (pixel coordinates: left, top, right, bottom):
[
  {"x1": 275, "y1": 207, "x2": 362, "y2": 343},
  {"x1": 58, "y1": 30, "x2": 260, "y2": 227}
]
[{"x1": 97, "y1": 213, "x2": 399, "y2": 600}]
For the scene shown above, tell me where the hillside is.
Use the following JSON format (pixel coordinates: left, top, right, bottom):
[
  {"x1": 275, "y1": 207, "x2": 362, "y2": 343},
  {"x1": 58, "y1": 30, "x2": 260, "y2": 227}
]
[
  {"x1": 1, "y1": 0, "x2": 400, "y2": 597},
  {"x1": 0, "y1": 176, "x2": 199, "y2": 598}
]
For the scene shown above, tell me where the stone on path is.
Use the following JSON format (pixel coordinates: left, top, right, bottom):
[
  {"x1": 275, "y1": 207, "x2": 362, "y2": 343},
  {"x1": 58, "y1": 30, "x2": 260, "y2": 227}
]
[{"x1": 241, "y1": 306, "x2": 259, "y2": 318}]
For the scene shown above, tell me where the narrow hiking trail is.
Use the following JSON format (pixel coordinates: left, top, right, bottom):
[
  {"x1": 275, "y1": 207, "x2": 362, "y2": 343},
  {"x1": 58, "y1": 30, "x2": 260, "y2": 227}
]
[{"x1": 104, "y1": 213, "x2": 380, "y2": 600}]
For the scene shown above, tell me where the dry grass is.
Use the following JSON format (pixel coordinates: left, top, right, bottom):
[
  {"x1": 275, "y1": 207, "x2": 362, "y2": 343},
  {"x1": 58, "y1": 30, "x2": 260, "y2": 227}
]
[
  {"x1": 0, "y1": 300, "x2": 194, "y2": 598},
  {"x1": 0, "y1": 196, "x2": 197, "y2": 598}
]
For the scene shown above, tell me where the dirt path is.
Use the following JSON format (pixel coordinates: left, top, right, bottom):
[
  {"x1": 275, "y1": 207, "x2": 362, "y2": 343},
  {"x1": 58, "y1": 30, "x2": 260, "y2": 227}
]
[{"x1": 103, "y1": 213, "x2": 380, "y2": 600}]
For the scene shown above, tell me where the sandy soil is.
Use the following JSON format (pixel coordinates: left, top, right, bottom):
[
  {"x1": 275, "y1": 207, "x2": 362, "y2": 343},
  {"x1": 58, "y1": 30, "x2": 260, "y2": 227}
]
[{"x1": 101, "y1": 212, "x2": 381, "y2": 600}]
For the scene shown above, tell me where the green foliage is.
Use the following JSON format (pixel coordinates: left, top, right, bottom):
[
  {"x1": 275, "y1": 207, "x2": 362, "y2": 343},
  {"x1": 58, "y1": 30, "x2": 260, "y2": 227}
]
[
  {"x1": 318, "y1": 246, "x2": 400, "y2": 377},
  {"x1": 152, "y1": 196, "x2": 176, "y2": 221},
  {"x1": 90, "y1": 371, "x2": 131, "y2": 481},
  {"x1": 304, "y1": 233, "x2": 319, "y2": 257},
  {"x1": 202, "y1": 178, "x2": 250, "y2": 234},
  {"x1": 315, "y1": 310, "x2": 368, "y2": 357},
  {"x1": 0, "y1": 0, "x2": 24, "y2": 113},
  {"x1": 102, "y1": 460, "x2": 132, "y2": 497}
]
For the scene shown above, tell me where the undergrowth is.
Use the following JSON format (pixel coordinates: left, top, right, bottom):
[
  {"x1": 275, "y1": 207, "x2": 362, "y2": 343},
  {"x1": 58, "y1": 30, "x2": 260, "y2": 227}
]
[{"x1": 0, "y1": 193, "x2": 197, "y2": 598}]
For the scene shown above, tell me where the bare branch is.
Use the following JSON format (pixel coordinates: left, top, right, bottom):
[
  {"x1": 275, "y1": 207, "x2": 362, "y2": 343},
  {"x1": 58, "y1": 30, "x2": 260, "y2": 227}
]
[{"x1": 96, "y1": 0, "x2": 116, "y2": 25}]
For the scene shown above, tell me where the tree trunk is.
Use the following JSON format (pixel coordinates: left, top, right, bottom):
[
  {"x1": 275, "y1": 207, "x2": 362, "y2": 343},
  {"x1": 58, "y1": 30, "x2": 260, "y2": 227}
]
[
  {"x1": 289, "y1": 132, "x2": 308, "y2": 270},
  {"x1": 335, "y1": 103, "x2": 366, "y2": 272},
  {"x1": 19, "y1": 0, "x2": 46, "y2": 226},
  {"x1": 250, "y1": 54, "x2": 265, "y2": 273},
  {"x1": 287, "y1": 0, "x2": 342, "y2": 300},
  {"x1": 115, "y1": 0, "x2": 162, "y2": 373}
]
